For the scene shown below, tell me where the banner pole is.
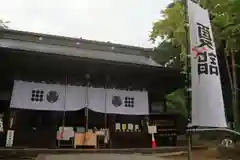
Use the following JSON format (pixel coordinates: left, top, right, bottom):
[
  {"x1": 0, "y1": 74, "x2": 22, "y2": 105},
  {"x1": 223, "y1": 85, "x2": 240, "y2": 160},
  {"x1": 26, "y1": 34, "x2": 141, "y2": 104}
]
[{"x1": 183, "y1": 0, "x2": 192, "y2": 159}]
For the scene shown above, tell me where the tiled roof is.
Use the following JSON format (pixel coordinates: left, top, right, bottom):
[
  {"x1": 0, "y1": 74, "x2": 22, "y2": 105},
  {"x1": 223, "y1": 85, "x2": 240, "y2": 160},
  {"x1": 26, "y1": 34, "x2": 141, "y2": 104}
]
[{"x1": 0, "y1": 29, "x2": 161, "y2": 67}]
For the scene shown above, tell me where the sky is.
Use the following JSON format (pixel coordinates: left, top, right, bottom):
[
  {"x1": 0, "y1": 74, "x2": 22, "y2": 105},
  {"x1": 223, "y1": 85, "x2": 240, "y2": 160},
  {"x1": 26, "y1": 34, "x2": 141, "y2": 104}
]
[{"x1": 0, "y1": 0, "x2": 172, "y2": 48}]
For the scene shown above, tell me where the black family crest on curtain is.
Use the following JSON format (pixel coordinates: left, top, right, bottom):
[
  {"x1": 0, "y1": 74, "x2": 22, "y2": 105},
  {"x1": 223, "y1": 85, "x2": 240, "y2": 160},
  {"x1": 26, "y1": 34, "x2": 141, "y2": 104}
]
[
  {"x1": 112, "y1": 96, "x2": 122, "y2": 107},
  {"x1": 46, "y1": 91, "x2": 59, "y2": 103},
  {"x1": 31, "y1": 90, "x2": 44, "y2": 102},
  {"x1": 31, "y1": 89, "x2": 59, "y2": 104},
  {"x1": 124, "y1": 97, "x2": 135, "y2": 108},
  {"x1": 112, "y1": 96, "x2": 135, "y2": 108}
]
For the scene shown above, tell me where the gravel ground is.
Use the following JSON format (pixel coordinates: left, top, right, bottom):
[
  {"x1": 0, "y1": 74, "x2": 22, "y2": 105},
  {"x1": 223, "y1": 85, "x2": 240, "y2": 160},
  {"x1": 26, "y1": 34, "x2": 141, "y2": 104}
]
[
  {"x1": 35, "y1": 153, "x2": 168, "y2": 160},
  {"x1": 34, "y1": 150, "x2": 221, "y2": 160},
  {"x1": 0, "y1": 148, "x2": 224, "y2": 160},
  {"x1": 159, "y1": 149, "x2": 220, "y2": 160}
]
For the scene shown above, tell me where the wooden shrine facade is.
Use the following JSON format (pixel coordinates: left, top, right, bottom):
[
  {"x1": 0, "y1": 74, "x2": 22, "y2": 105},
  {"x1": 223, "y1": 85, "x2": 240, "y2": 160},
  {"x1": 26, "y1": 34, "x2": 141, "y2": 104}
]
[{"x1": 0, "y1": 29, "x2": 185, "y2": 149}]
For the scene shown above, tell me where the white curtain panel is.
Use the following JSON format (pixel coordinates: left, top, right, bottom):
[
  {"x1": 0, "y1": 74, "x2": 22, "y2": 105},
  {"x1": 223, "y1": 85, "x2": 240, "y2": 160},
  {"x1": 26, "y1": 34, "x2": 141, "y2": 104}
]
[
  {"x1": 188, "y1": 0, "x2": 227, "y2": 127},
  {"x1": 10, "y1": 80, "x2": 66, "y2": 111},
  {"x1": 87, "y1": 87, "x2": 106, "y2": 113},
  {"x1": 10, "y1": 80, "x2": 149, "y2": 115},
  {"x1": 106, "y1": 89, "x2": 149, "y2": 115},
  {"x1": 65, "y1": 85, "x2": 86, "y2": 111}
]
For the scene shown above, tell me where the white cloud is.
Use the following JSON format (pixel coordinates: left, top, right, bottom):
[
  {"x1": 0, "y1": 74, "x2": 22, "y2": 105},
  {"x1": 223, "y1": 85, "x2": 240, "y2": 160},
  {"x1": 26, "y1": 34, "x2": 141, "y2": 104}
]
[{"x1": 0, "y1": 0, "x2": 172, "y2": 47}]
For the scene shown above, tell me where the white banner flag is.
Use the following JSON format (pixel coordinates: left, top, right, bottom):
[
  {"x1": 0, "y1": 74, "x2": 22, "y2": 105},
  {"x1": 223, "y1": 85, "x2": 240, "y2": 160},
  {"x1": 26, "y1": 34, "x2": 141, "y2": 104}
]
[
  {"x1": 106, "y1": 89, "x2": 149, "y2": 115},
  {"x1": 188, "y1": 0, "x2": 227, "y2": 127}
]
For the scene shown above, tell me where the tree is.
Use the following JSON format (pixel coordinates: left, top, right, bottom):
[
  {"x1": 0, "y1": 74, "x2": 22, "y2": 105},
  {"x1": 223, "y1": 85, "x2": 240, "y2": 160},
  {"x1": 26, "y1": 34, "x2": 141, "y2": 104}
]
[
  {"x1": 150, "y1": 0, "x2": 240, "y2": 56},
  {"x1": 165, "y1": 88, "x2": 187, "y2": 117},
  {"x1": 151, "y1": 40, "x2": 182, "y2": 68},
  {"x1": 0, "y1": 19, "x2": 9, "y2": 29},
  {"x1": 150, "y1": 0, "x2": 240, "y2": 125},
  {"x1": 150, "y1": 2, "x2": 186, "y2": 62}
]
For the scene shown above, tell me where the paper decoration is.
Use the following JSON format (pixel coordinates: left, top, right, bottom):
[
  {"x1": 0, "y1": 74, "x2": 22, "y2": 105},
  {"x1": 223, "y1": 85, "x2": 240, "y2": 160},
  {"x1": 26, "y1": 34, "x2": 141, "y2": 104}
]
[
  {"x1": 122, "y1": 124, "x2": 126, "y2": 132},
  {"x1": 115, "y1": 123, "x2": 121, "y2": 131},
  {"x1": 128, "y1": 123, "x2": 133, "y2": 131},
  {"x1": 135, "y1": 124, "x2": 139, "y2": 132},
  {"x1": 9, "y1": 117, "x2": 14, "y2": 129}
]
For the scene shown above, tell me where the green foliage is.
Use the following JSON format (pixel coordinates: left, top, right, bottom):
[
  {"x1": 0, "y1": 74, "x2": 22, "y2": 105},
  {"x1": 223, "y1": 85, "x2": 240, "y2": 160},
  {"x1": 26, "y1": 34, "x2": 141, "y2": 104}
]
[
  {"x1": 150, "y1": 0, "x2": 240, "y2": 59},
  {"x1": 165, "y1": 88, "x2": 187, "y2": 117},
  {"x1": 149, "y1": 2, "x2": 187, "y2": 114},
  {"x1": 151, "y1": 40, "x2": 182, "y2": 68},
  {"x1": 150, "y1": 0, "x2": 240, "y2": 115},
  {"x1": 150, "y1": 2, "x2": 186, "y2": 61}
]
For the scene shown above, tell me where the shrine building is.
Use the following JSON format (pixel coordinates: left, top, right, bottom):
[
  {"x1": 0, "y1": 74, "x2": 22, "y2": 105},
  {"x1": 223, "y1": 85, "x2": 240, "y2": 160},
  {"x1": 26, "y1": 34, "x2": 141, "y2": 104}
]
[{"x1": 0, "y1": 29, "x2": 185, "y2": 149}]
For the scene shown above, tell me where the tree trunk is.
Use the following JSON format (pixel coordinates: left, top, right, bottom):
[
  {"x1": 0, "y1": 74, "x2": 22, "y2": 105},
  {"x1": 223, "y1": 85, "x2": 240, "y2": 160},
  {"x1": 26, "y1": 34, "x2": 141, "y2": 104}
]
[
  {"x1": 231, "y1": 51, "x2": 239, "y2": 128},
  {"x1": 224, "y1": 54, "x2": 234, "y2": 98},
  {"x1": 219, "y1": 40, "x2": 233, "y2": 123},
  {"x1": 224, "y1": 52, "x2": 234, "y2": 126}
]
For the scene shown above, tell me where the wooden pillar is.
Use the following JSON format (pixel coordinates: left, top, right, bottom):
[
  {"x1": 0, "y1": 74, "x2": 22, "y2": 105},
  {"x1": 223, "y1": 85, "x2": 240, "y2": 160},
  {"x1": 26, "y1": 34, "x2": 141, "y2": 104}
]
[
  {"x1": 104, "y1": 76, "x2": 110, "y2": 129},
  {"x1": 163, "y1": 98, "x2": 167, "y2": 112},
  {"x1": 231, "y1": 51, "x2": 239, "y2": 129},
  {"x1": 5, "y1": 109, "x2": 16, "y2": 147},
  {"x1": 85, "y1": 74, "x2": 91, "y2": 132}
]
